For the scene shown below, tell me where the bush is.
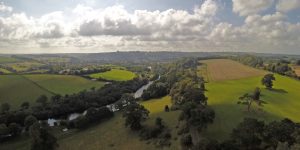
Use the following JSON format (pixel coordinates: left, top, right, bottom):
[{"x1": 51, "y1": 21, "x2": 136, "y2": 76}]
[{"x1": 73, "y1": 116, "x2": 89, "y2": 129}]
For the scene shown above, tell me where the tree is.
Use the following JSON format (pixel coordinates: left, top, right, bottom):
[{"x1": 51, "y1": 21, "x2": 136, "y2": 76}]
[
  {"x1": 123, "y1": 102, "x2": 149, "y2": 130},
  {"x1": 30, "y1": 122, "x2": 58, "y2": 150},
  {"x1": 296, "y1": 60, "x2": 300, "y2": 65},
  {"x1": 21, "y1": 102, "x2": 30, "y2": 109},
  {"x1": 192, "y1": 138, "x2": 220, "y2": 150},
  {"x1": 73, "y1": 116, "x2": 89, "y2": 129},
  {"x1": 8, "y1": 123, "x2": 22, "y2": 136},
  {"x1": 262, "y1": 74, "x2": 276, "y2": 89},
  {"x1": 51, "y1": 95, "x2": 61, "y2": 103},
  {"x1": 0, "y1": 123, "x2": 10, "y2": 136},
  {"x1": 264, "y1": 119, "x2": 296, "y2": 148},
  {"x1": 181, "y1": 134, "x2": 193, "y2": 148},
  {"x1": 36, "y1": 95, "x2": 48, "y2": 107},
  {"x1": 164, "y1": 105, "x2": 169, "y2": 112},
  {"x1": 25, "y1": 115, "x2": 38, "y2": 130},
  {"x1": 116, "y1": 94, "x2": 135, "y2": 110},
  {"x1": 238, "y1": 87, "x2": 263, "y2": 112},
  {"x1": 230, "y1": 118, "x2": 265, "y2": 149},
  {"x1": 188, "y1": 106, "x2": 215, "y2": 132},
  {"x1": 155, "y1": 117, "x2": 164, "y2": 129},
  {"x1": 1, "y1": 102, "x2": 10, "y2": 113},
  {"x1": 86, "y1": 107, "x2": 113, "y2": 122}
]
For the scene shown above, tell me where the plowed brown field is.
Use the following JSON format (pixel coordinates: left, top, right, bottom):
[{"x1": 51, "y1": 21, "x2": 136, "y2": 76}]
[{"x1": 200, "y1": 59, "x2": 266, "y2": 82}]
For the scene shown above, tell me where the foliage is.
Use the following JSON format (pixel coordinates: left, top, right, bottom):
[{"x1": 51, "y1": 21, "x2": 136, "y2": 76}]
[
  {"x1": 222, "y1": 118, "x2": 300, "y2": 149},
  {"x1": 1, "y1": 103, "x2": 10, "y2": 114},
  {"x1": 123, "y1": 102, "x2": 149, "y2": 130},
  {"x1": 180, "y1": 134, "x2": 193, "y2": 148},
  {"x1": 238, "y1": 87, "x2": 264, "y2": 112},
  {"x1": 24, "y1": 115, "x2": 37, "y2": 130},
  {"x1": 141, "y1": 81, "x2": 168, "y2": 100},
  {"x1": 29, "y1": 122, "x2": 58, "y2": 150},
  {"x1": 85, "y1": 107, "x2": 114, "y2": 123},
  {"x1": 262, "y1": 74, "x2": 276, "y2": 89}
]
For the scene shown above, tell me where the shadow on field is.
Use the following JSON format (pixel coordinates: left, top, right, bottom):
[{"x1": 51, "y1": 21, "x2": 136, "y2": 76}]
[
  {"x1": 268, "y1": 88, "x2": 288, "y2": 94},
  {"x1": 204, "y1": 103, "x2": 283, "y2": 141}
]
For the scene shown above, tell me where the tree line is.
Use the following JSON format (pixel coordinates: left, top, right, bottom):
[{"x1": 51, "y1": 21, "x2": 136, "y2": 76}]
[{"x1": 0, "y1": 77, "x2": 148, "y2": 143}]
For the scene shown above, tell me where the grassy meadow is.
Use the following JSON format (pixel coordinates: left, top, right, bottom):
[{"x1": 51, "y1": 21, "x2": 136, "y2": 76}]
[
  {"x1": 24, "y1": 74, "x2": 104, "y2": 95},
  {"x1": 6, "y1": 62, "x2": 45, "y2": 72},
  {"x1": 1, "y1": 58, "x2": 300, "y2": 150},
  {"x1": 89, "y1": 69, "x2": 136, "y2": 81},
  {"x1": 57, "y1": 96, "x2": 181, "y2": 150},
  {"x1": 0, "y1": 74, "x2": 104, "y2": 109},
  {"x1": 0, "y1": 96, "x2": 181, "y2": 150},
  {"x1": 0, "y1": 56, "x2": 20, "y2": 63},
  {"x1": 0, "y1": 75, "x2": 52, "y2": 110},
  {"x1": 0, "y1": 68, "x2": 12, "y2": 74},
  {"x1": 199, "y1": 59, "x2": 300, "y2": 140}
]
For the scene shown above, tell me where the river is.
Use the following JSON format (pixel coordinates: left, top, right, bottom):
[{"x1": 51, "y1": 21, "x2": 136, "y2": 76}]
[{"x1": 46, "y1": 76, "x2": 159, "y2": 127}]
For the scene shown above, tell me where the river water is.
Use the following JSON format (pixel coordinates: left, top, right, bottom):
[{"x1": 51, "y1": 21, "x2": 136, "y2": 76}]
[{"x1": 47, "y1": 77, "x2": 158, "y2": 126}]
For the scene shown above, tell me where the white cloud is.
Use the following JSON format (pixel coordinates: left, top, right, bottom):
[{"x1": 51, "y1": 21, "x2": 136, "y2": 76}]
[
  {"x1": 0, "y1": 0, "x2": 300, "y2": 54},
  {"x1": 0, "y1": 2, "x2": 12, "y2": 13},
  {"x1": 232, "y1": 0, "x2": 274, "y2": 16},
  {"x1": 276, "y1": 0, "x2": 300, "y2": 13}
]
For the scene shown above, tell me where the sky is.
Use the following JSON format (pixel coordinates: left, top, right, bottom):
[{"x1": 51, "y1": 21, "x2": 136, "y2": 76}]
[{"x1": 0, "y1": 0, "x2": 300, "y2": 54}]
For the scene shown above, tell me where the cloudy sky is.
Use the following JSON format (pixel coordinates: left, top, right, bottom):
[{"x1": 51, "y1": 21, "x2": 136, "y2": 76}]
[{"x1": 0, "y1": 0, "x2": 300, "y2": 54}]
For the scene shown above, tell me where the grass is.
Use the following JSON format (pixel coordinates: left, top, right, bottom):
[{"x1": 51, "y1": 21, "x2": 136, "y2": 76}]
[
  {"x1": 0, "y1": 74, "x2": 104, "y2": 109},
  {"x1": 6, "y1": 62, "x2": 45, "y2": 72},
  {"x1": 0, "y1": 56, "x2": 20, "y2": 63},
  {"x1": 200, "y1": 59, "x2": 265, "y2": 82},
  {"x1": 89, "y1": 69, "x2": 136, "y2": 81},
  {"x1": 197, "y1": 63, "x2": 209, "y2": 82},
  {"x1": 24, "y1": 74, "x2": 104, "y2": 95},
  {"x1": 58, "y1": 96, "x2": 180, "y2": 150},
  {"x1": 201, "y1": 61, "x2": 300, "y2": 140},
  {"x1": 0, "y1": 96, "x2": 181, "y2": 150},
  {"x1": 0, "y1": 75, "x2": 52, "y2": 110},
  {"x1": 0, "y1": 68, "x2": 12, "y2": 74}
]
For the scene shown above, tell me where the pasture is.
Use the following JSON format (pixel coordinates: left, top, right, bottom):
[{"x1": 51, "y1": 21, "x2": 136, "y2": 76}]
[
  {"x1": 0, "y1": 75, "x2": 52, "y2": 110},
  {"x1": 24, "y1": 74, "x2": 104, "y2": 95},
  {"x1": 0, "y1": 96, "x2": 181, "y2": 150},
  {"x1": 6, "y1": 62, "x2": 45, "y2": 72},
  {"x1": 58, "y1": 96, "x2": 180, "y2": 150},
  {"x1": 89, "y1": 69, "x2": 136, "y2": 81},
  {"x1": 0, "y1": 74, "x2": 104, "y2": 109},
  {"x1": 200, "y1": 59, "x2": 300, "y2": 140},
  {"x1": 0, "y1": 56, "x2": 20, "y2": 63},
  {"x1": 200, "y1": 59, "x2": 265, "y2": 82},
  {"x1": 0, "y1": 68, "x2": 11, "y2": 74}
]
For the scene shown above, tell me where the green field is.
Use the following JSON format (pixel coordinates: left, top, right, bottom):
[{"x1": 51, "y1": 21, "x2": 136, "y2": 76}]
[
  {"x1": 2, "y1": 59, "x2": 300, "y2": 149},
  {"x1": 202, "y1": 73, "x2": 300, "y2": 140},
  {"x1": 0, "y1": 68, "x2": 12, "y2": 74},
  {"x1": 89, "y1": 69, "x2": 136, "y2": 81},
  {"x1": 0, "y1": 75, "x2": 104, "y2": 109},
  {"x1": 0, "y1": 75, "x2": 52, "y2": 110},
  {"x1": 6, "y1": 62, "x2": 45, "y2": 72},
  {"x1": 0, "y1": 96, "x2": 181, "y2": 150},
  {"x1": 0, "y1": 56, "x2": 20, "y2": 63},
  {"x1": 57, "y1": 96, "x2": 181, "y2": 150},
  {"x1": 24, "y1": 74, "x2": 104, "y2": 95}
]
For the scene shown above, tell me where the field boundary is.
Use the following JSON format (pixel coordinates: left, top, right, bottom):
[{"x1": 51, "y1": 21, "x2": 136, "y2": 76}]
[{"x1": 20, "y1": 75, "x2": 56, "y2": 95}]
